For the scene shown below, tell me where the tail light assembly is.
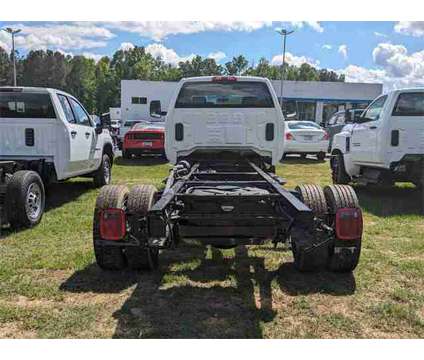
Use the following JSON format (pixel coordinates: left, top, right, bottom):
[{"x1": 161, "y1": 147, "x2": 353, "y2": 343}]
[
  {"x1": 99, "y1": 208, "x2": 126, "y2": 240},
  {"x1": 285, "y1": 132, "x2": 294, "y2": 141},
  {"x1": 335, "y1": 207, "x2": 363, "y2": 240},
  {"x1": 322, "y1": 131, "x2": 330, "y2": 141}
]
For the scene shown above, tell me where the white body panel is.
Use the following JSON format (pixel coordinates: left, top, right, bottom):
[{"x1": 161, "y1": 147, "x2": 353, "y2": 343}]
[
  {"x1": 165, "y1": 76, "x2": 285, "y2": 165},
  {"x1": 0, "y1": 87, "x2": 113, "y2": 180},
  {"x1": 332, "y1": 88, "x2": 424, "y2": 178}
]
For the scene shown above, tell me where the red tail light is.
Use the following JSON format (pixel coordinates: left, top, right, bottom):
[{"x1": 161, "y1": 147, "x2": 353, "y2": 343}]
[
  {"x1": 335, "y1": 208, "x2": 363, "y2": 240},
  {"x1": 99, "y1": 208, "x2": 126, "y2": 240},
  {"x1": 212, "y1": 76, "x2": 237, "y2": 82},
  {"x1": 286, "y1": 132, "x2": 294, "y2": 140},
  {"x1": 322, "y1": 131, "x2": 330, "y2": 141}
]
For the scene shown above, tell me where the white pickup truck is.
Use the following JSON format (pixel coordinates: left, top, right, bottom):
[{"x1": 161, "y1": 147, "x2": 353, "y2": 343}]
[
  {"x1": 0, "y1": 87, "x2": 115, "y2": 228},
  {"x1": 330, "y1": 89, "x2": 424, "y2": 192}
]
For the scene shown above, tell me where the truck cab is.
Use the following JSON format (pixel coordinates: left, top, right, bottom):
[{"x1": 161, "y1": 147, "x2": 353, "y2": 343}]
[
  {"x1": 0, "y1": 87, "x2": 114, "y2": 228},
  {"x1": 331, "y1": 88, "x2": 424, "y2": 188},
  {"x1": 165, "y1": 76, "x2": 285, "y2": 166}
]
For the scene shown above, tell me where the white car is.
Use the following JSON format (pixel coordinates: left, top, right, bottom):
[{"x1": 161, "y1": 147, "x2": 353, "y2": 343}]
[
  {"x1": 0, "y1": 86, "x2": 114, "y2": 228},
  {"x1": 283, "y1": 121, "x2": 329, "y2": 160},
  {"x1": 331, "y1": 88, "x2": 424, "y2": 190}
]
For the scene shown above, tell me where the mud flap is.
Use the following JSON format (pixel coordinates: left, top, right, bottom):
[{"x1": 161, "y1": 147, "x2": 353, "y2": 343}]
[{"x1": 292, "y1": 228, "x2": 330, "y2": 271}]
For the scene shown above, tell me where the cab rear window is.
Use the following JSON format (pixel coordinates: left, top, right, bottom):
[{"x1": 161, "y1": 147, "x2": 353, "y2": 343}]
[
  {"x1": 0, "y1": 93, "x2": 56, "y2": 118},
  {"x1": 175, "y1": 81, "x2": 275, "y2": 108},
  {"x1": 392, "y1": 92, "x2": 424, "y2": 116}
]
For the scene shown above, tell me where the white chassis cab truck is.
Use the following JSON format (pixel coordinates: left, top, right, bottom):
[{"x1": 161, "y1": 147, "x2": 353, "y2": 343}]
[
  {"x1": 330, "y1": 89, "x2": 424, "y2": 199},
  {"x1": 93, "y1": 76, "x2": 364, "y2": 274},
  {"x1": 0, "y1": 87, "x2": 114, "y2": 229}
]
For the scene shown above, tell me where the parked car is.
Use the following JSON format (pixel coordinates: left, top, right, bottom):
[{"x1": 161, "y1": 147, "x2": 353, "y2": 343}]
[
  {"x1": 122, "y1": 122, "x2": 165, "y2": 159},
  {"x1": 330, "y1": 88, "x2": 424, "y2": 194},
  {"x1": 0, "y1": 86, "x2": 114, "y2": 228},
  {"x1": 92, "y1": 76, "x2": 363, "y2": 274},
  {"x1": 283, "y1": 121, "x2": 329, "y2": 160},
  {"x1": 325, "y1": 109, "x2": 364, "y2": 151}
]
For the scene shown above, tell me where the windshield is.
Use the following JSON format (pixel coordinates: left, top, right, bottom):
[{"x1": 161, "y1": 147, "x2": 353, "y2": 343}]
[
  {"x1": 175, "y1": 81, "x2": 275, "y2": 108},
  {"x1": 0, "y1": 92, "x2": 56, "y2": 118},
  {"x1": 287, "y1": 121, "x2": 321, "y2": 130}
]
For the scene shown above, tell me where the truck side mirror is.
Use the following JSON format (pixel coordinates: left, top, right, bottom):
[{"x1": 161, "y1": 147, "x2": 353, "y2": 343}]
[{"x1": 150, "y1": 100, "x2": 166, "y2": 118}]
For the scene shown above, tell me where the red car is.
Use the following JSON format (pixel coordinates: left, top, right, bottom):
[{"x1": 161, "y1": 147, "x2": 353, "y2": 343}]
[{"x1": 122, "y1": 123, "x2": 166, "y2": 159}]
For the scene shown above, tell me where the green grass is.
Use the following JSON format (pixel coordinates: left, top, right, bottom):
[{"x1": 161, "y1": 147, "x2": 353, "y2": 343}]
[{"x1": 0, "y1": 155, "x2": 423, "y2": 338}]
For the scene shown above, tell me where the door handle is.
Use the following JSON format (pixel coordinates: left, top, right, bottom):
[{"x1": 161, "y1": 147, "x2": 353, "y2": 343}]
[
  {"x1": 369, "y1": 126, "x2": 378, "y2": 130},
  {"x1": 70, "y1": 130, "x2": 77, "y2": 138}
]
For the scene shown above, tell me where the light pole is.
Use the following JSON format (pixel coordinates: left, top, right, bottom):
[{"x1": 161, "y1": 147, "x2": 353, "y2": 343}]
[
  {"x1": 2, "y1": 27, "x2": 21, "y2": 86},
  {"x1": 275, "y1": 28, "x2": 294, "y2": 109}
]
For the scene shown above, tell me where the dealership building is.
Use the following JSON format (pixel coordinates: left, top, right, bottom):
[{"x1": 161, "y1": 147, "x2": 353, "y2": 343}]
[{"x1": 121, "y1": 79, "x2": 383, "y2": 124}]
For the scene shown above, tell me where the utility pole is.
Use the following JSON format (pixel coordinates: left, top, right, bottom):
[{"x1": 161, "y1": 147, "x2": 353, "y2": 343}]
[
  {"x1": 275, "y1": 28, "x2": 294, "y2": 109},
  {"x1": 2, "y1": 27, "x2": 21, "y2": 86}
]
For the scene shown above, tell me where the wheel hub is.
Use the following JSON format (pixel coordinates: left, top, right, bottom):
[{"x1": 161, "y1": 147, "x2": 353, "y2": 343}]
[{"x1": 25, "y1": 183, "x2": 42, "y2": 220}]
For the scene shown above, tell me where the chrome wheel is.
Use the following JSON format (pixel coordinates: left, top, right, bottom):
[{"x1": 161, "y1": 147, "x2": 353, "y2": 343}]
[{"x1": 25, "y1": 182, "x2": 43, "y2": 221}]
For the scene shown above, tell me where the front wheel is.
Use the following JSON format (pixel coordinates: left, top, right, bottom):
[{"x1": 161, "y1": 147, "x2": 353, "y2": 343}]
[
  {"x1": 331, "y1": 153, "x2": 350, "y2": 185},
  {"x1": 93, "y1": 154, "x2": 112, "y2": 188},
  {"x1": 5, "y1": 170, "x2": 45, "y2": 228},
  {"x1": 317, "y1": 152, "x2": 326, "y2": 161}
]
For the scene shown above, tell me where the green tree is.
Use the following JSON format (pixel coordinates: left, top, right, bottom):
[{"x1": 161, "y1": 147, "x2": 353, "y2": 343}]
[
  {"x1": 0, "y1": 47, "x2": 11, "y2": 86},
  {"x1": 66, "y1": 56, "x2": 96, "y2": 112},
  {"x1": 225, "y1": 55, "x2": 248, "y2": 75}
]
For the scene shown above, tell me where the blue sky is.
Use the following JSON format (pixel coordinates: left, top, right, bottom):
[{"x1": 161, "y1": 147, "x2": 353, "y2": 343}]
[{"x1": 1, "y1": 21, "x2": 424, "y2": 89}]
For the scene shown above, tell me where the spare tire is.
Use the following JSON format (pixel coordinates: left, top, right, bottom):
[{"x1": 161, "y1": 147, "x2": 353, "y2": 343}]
[{"x1": 6, "y1": 170, "x2": 45, "y2": 228}]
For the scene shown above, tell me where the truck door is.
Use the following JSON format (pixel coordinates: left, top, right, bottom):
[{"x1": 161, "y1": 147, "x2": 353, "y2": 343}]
[
  {"x1": 350, "y1": 95, "x2": 387, "y2": 165},
  {"x1": 58, "y1": 95, "x2": 93, "y2": 174},
  {"x1": 388, "y1": 92, "x2": 424, "y2": 162}
]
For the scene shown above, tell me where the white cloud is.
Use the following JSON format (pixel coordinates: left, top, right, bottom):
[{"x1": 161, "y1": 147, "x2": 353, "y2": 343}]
[
  {"x1": 374, "y1": 31, "x2": 388, "y2": 38},
  {"x1": 338, "y1": 42, "x2": 424, "y2": 90},
  {"x1": 289, "y1": 21, "x2": 324, "y2": 33},
  {"x1": 372, "y1": 42, "x2": 424, "y2": 78},
  {"x1": 145, "y1": 43, "x2": 195, "y2": 65},
  {"x1": 394, "y1": 21, "x2": 424, "y2": 37},
  {"x1": 119, "y1": 42, "x2": 135, "y2": 51},
  {"x1": 1, "y1": 23, "x2": 115, "y2": 51},
  {"x1": 338, "y1": 44, "x2": 348, "y2": 60},
  {"x1": 207, "y1": 51, "x2": 226, "y2": 62},
  {"x1": 82, "y1": 52, "x2": 104, "y2": 62},
  {"x1": 271, "y1": 52, "x2": 320, "y2": 67},
  {"x1": 103, "y1": 21, "x2": 272, "y2": 41},
  {"x1": 0, "y1": 31, "x2": 11, "y2": 52},
  {"x1": 322, "y1": 44, "x2": 332, "y2": 50}
]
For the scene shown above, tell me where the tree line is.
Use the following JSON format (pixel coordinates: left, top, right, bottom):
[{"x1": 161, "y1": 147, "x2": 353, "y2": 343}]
[{"x1": 0, "y1": 46, "x2": 345, "y2": 114}]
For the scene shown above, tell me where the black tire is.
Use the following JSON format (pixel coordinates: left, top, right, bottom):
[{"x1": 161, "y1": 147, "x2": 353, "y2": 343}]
[
  {"x1": 317, "y1": 152, "x2": 326, "y2": 161},
  {"x1": 125, "y1": 185, "x2": 159, "y2": 270},
  {"x1": 292, "y1": 184, "x2": 328, "y2": 272},
  {"x1": 5, "y1": 170, "x2": 45, "y2": 228},
  {"x1": 122, "y1": 150, "x2": 131, "y2": 159},
  {"x1": 323, "y1": 184, "x2": 361, "y2": 272},
  {"x1": 93, "y1": 154, "x2": 112, "y2": 188},
  {"x1": 295, "y1": 184, "x2": 327, "y2": 220},
  {"x1": 93, "y1": 185, "x2": 129, "y2": 270},
  {"x1": 331, "y1": 153, "x2": 350, "y2": 185}
]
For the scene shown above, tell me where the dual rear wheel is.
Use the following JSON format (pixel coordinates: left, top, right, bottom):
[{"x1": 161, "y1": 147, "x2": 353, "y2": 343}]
[
  {"x1": 294, "y1": 184, "x2": 361, "y2": 273},
  {"x1": 93, "y1": 184, "x2": 159, "y2": 271}
]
